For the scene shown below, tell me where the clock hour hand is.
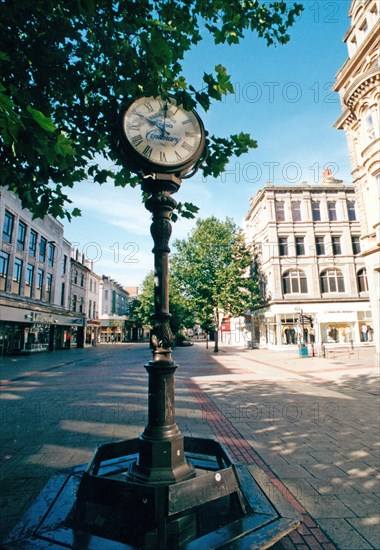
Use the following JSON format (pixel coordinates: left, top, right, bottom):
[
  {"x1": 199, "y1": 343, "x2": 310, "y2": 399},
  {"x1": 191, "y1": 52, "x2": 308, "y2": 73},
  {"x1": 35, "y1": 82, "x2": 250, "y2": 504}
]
[{"x1": 134, "y1": 111, "x2": 169, "y2": 135}]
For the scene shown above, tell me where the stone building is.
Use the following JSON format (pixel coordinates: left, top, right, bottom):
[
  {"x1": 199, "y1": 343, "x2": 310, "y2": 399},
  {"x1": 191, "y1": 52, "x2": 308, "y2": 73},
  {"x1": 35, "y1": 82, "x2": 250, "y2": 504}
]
[
  {"x1": 0, "y1": 188, "x2": 84, "y2": 354},
  {"x1": 242, "y1": 177, "x2": 372, "y2": 350},
  {"x1": 99, "y1": 275, "x2": 130, "y2": 342},
  {"x1": 333, "y1": 0, "x2": 380, "y2": 353}
]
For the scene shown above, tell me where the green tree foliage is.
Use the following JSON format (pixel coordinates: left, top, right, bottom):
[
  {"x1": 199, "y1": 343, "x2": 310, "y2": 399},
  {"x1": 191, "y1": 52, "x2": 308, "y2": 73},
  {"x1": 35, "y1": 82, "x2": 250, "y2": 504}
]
[
  {"x1": 0, "y1": 0, "x2": 303, "y2": 219},
  {"x1": 135, "y1": 271, "x2": 195, "y2": 337},
  {"x1": 171, "y1": 216, "x2": 261, "y2": 352}
]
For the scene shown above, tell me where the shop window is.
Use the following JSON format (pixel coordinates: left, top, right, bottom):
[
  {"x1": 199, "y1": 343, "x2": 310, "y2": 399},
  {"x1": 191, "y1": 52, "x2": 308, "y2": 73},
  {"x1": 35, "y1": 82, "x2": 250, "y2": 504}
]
[
  {"x1": 291, "y1": 202, "x2": 301, "y2": 222},
  {"x1": 36, "y1": 268, "x2": 44, "y2": 300},
  {"x1": 2, "y1": 210, "x2": 14, "y2": 243},
  {"x1": 315, "y1": 236, "x2": 325, "y2": 256},
  {"x1": 29, "y1": 229, "x2": 37, "y2": 257},
  {"x1": 0, "y1": 250, "x2": 9, "y2": 291},
  {"x1": 311, "y1": 201, "x2": 321, "y2": 221},
  {"x1": 25, "y1": 264, "x2": 34, "y2": 298},
  {"x1": 46, "y1": 273, "x2": 53, "y2": 302},
  {"x1": 282, "y1": 270, "x2": 308, "y2": 294},
  {"x1": 327, "y1": 202, "x2": 337, "y2": 221},
  {"x1": 275, "y1": 201, "x2": 285, "y2": 222},
  {"x1": 278, "y1": 237, "x2": 288, "y2": 256},
  {"x1": 12, "y1": 258, "x2": 23, "y2": 294},
  {"x1": 47, "y1": 242, "x2": 55, "y2": 267},
  {"x1": 39, "y1": 236, "x2": 47, "y2": 262},
  {"x1": 347, "y1": 201, "x2": 357, "y2": 221},
  {"x1": 320, "y1": 269, "x2": 345, "y2": 293},
  {"x1": 357, "y1": 268, "x2": 369, "y2": 292},
  {"x1": 17, "y1": 221, "x2": 27, "y2": 250},
  {"x1": 352, "y1": 236, "x2": 361, "y2": 255},
  {"x1": 332, "y1": 236, "x2": 341, "y2": 255},
  {"x1": 295, "y1": 236, "x2": 305, "y2": 256}
]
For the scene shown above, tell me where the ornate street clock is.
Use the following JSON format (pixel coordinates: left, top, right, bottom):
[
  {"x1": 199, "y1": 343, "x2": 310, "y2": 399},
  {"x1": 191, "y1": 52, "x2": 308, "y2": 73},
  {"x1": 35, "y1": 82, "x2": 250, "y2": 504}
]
[{"x1": 118, "y1": 95, "x2": 206, "y2": 177}]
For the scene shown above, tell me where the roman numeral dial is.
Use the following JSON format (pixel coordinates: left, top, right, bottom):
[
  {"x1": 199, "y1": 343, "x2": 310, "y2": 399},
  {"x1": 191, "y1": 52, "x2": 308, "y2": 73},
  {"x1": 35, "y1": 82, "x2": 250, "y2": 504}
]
[{"x1": 121, "y1": 96, "x2": 205, "y2": 174}]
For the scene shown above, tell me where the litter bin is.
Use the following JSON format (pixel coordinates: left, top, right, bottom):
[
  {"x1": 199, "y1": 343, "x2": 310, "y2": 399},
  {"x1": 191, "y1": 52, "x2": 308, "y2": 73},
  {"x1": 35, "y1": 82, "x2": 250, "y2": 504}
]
[{"x1": 298, "y1": 343, "x2": 308, "y2": 358}]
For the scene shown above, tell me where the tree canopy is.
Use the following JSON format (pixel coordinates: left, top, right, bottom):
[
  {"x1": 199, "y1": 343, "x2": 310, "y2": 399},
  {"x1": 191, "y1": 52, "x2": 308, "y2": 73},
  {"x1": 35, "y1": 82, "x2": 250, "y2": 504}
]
[
  {"x1": 1, "y1": 0, "x2": 303, "y2": 219},
  {"x1": 171, "y1": 216, "x2": 262, "y2": 352}
]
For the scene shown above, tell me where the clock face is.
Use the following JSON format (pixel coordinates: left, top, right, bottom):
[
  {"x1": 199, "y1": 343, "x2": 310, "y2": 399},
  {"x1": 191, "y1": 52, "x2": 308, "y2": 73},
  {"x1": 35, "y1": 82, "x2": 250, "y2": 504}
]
[{"x1": 121, "y1": 96, "x2": 204, "y2": 172}]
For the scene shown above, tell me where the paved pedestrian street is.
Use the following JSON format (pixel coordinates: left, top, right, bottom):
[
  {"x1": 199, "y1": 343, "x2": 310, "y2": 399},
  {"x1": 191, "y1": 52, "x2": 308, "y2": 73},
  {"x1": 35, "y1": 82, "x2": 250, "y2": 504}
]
[{"x1": 0, "y1": 343, "x2": 379, "y2": 549}]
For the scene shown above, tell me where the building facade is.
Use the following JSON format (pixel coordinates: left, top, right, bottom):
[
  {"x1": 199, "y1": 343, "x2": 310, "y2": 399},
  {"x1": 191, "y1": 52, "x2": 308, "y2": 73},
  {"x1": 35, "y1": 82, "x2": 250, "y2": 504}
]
[
  {"x1": 333, "y1": 0, "x2": 380, "y2": 353},
  {"x1": 0, "y1": 188, "x2": 84, "y2": 354},
  {"x1": 99, "y1": 275, "x2": 130, "y2": 342},
  {"x1": 242, "y1": 178, "x2": 372, "y2": 350}
]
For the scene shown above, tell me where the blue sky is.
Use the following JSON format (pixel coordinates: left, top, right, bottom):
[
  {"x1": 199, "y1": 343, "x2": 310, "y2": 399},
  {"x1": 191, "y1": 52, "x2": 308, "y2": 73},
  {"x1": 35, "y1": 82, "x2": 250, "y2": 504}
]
[{"x1": 63, "y1": 1, "x2": 353, "y2": 288}]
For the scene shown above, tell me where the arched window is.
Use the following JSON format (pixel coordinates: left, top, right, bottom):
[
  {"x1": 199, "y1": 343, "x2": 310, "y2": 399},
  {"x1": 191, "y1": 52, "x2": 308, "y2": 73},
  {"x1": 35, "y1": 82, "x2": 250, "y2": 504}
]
[
  {"x1": 283, "y1": 270, "x2": 308, "y2": 294},
  {"x1": 357, "y1": 268, "x2": 369, "y2": 292},
  {"x1": 320, "y1": 269, "x2": 345, "y2": 293}
]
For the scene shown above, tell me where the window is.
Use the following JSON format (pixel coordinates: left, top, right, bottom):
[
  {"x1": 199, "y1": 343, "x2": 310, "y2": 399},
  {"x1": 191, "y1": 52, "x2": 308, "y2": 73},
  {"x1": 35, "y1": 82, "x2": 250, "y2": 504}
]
[
  {"x1": 17, "y1": 221, "x2": 27, "y2": 250},
  {"x1": 46, "y1": 273, "x2": 53, "y2": 302},
  {"x1": 291, "y1": 202, "x2": 301, "y2": 222},
  {"x1": 74, "y1": 270, "x2": 78, "y2": 284},
  {"x1": 47, "y1": 242, "x2": 55, "y2": 267},
  {"x1": 275, "y1": 201, "x2": 285, "y2": 222},
  {"x1": 357, "y1": 268, "x2": 369, "y2": 292},
  {"x1": 311, "y1": 201, "x2": 321, "y2": 221},
  {"x1": 315, "y1": 236, "x2": 325, "y2": 256},
  {"x1": 60, "y1": 282, "x2": 65, "y2": 307},
  {"x1": 0, "y1": 250, "x2": 9, "y2": 291},
  {"x1": 332, "y1": 236, "x2": 341, "y2": 255},
  {"x1": 39, "y1": 236, "x2": 47, "y2": 262},
  {"x1": 295, "y1": 237, "x2": 305, "y2": 256},
  {"x1": 90, "y1": 278, "x2": 93, "y2": 291},
  {"x1": 2, "y1": 211, "x2": 14, "y2": 243},
  {"x1": 352, "y1": 236, "x2": 361, "y2": 255},
  {"x1": 364, "y1": 108, "x2": 375, "y2": 141},
  {"x1": 320, "y1": 269, "x2": 345, "y2": 293},
  {"x1": 88, "y1": 299, "x2": 92, "y2": 318},
  {"x1": 36, "y1": 268, "x2": 44, "y2": 300},
  {"x1": 12, "y1": 258, "x2": 23, "y2": 294},
  {"x1": 62, "y1": 255, "x2": 67, "y2": 273},
  {"x1": 283, "y1": 270, "x2": 308, "y2": 294},
  {"x1": 79, "y1": 296, "x2": 84, "y2": 313},
  {"x1": 93, "y1": 302, "x2": 96, "y2": 318},
  {"x1": 72, "y1": 294, "x2": 77, "y2": 311},
  {"x1": 328, "y1": 202, "x2": 337, "y2": 221},
  {"x1": 104, "y1": 290, "x2": 109, "y2": 300},
  {"x1": 80, "y1": 273, "x2": 84, "y2": 287},
  {"x1": 347, "y1": 201, "x2": 356, "y2": 221},
  {"x1": 25, "y1": 264, "x2": 34, "y2": 298},
  {"x1": 278, "y1": 237, "x2": 288, "y2": 256},
  {"x1": 29, "y1": 229, "x2": 37, "y2": 257}
]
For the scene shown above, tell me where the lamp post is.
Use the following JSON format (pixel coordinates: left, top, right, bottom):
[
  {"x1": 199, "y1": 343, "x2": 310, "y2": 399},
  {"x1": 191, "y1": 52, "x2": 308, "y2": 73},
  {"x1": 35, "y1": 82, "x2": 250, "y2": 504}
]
[{"x1": 127, "y1": 174, "x2": 195, "y2": 485}]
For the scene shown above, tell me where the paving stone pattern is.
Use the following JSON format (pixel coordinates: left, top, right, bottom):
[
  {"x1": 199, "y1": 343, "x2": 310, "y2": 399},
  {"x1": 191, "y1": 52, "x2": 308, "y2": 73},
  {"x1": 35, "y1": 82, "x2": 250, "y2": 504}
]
[{"x1": 0, "y1": 343, "x2": 379, "y2": 549}]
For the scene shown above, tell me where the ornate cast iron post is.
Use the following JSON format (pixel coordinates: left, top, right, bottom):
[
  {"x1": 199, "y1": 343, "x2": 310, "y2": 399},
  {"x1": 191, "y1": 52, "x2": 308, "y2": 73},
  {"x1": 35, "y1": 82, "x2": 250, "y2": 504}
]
[{"x1": 128, "y1": 174, "x2": 195, "y2": 485}]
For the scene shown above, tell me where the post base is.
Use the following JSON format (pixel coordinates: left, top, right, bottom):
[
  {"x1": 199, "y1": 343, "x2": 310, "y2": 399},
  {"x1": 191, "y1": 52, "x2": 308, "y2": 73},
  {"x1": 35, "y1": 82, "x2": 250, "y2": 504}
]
[{"x1": 2, "y1": 437, "x2": 301, "y2": 549}]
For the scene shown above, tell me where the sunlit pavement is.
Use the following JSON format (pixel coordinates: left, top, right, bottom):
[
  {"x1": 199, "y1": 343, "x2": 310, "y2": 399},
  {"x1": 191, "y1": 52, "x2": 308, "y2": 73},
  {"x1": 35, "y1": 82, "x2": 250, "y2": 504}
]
[{"x1": 0, "y1": 343, "x2": 379, "y2": 549}]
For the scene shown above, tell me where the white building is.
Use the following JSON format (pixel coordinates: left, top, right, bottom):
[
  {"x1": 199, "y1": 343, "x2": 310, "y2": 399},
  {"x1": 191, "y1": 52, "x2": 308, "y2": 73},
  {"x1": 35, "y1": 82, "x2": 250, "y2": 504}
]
[
  {"x1": 99, "y1": 275, "x2": 130, "y2": 342},
  {"x1": 242, "y1": 177, "x2": 372, "y2": 350},
  {"x1": 333, "y1": 0, "x2": 380, "y2": 354},
  {"x1": 0, "y1": 188, "x2": 84, "y2": 354}
]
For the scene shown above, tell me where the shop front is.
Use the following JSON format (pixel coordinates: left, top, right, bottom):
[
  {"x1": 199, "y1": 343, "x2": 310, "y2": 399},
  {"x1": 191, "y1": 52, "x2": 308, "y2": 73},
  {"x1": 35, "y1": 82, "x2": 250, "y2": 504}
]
[{"x1": 0, "y1": 303, "x2": 85, "y2": 355}]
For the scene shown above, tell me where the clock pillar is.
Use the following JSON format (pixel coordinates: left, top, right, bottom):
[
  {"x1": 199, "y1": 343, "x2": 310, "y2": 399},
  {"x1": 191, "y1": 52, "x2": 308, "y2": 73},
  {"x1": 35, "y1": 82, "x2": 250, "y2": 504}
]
[{"x1": 128, "y1": 174, "x2": 195, "y2": 484}]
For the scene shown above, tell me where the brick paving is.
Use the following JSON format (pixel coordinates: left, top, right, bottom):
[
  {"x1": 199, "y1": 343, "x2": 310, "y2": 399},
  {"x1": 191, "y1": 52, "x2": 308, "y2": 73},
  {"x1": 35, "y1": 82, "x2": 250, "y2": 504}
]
[{"x1": 0, "y1": 342, "x2": 379, "y2": 549}]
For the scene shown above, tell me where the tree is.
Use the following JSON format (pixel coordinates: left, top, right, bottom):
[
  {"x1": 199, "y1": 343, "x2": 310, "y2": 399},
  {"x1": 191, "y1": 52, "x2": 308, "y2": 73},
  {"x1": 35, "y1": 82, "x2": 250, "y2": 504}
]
[
  {"x1": 0, "y1": 1, "x2": 303, "y2": 219},
  {"x1": 171, "y1": 216, "x2": 260, "y2": 352},
  {"x1": 135, "y1": 271, "x2": 195, "y2": 339}
]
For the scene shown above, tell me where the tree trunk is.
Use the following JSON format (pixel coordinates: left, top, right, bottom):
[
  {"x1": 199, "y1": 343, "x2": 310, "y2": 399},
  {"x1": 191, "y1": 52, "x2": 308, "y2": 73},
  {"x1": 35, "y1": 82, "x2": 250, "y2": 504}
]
[{"x1": 214, "y1": 311, "x2": 219, "y2": 353}]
